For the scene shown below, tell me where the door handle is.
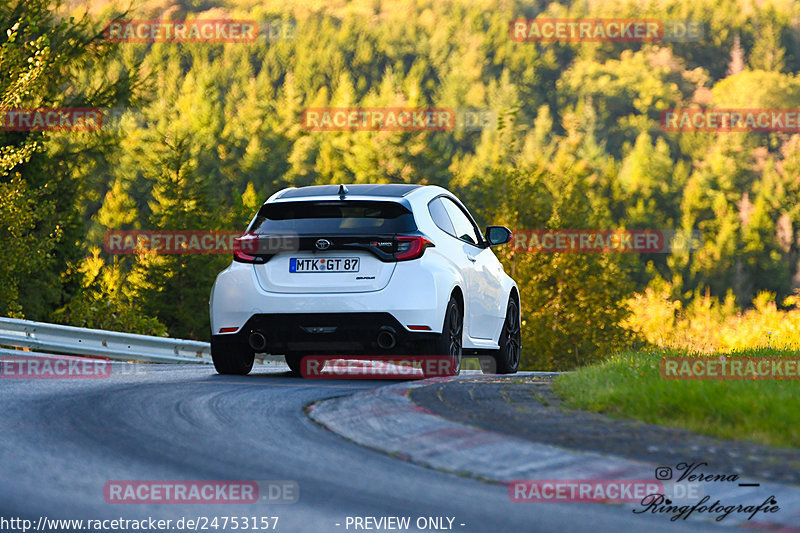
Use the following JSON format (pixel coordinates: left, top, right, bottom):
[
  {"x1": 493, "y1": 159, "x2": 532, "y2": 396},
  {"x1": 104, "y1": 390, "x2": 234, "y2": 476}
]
[{"x1": 466, "y1": 254, "x2": 477, "y2": 262}]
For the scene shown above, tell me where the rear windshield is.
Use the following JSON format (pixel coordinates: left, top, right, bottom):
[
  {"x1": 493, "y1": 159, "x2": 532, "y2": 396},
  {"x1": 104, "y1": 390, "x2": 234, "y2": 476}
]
[{"x1": 248, "y1": 200, "x2": 417, "y2": 235}]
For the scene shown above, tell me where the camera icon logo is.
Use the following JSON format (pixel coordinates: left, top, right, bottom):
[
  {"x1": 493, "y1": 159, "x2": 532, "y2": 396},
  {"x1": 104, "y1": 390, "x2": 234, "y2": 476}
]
[{"x1": 655, "y1": 466, "x2": 673, "y2": 480}]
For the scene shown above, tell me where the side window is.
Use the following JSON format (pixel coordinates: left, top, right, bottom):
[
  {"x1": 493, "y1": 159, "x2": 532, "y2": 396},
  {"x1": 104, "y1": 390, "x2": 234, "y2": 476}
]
[
  {"x1": 441, "y1": 197, "x2": 480, "y2": 246},
  {"x1": 428, "y1": 198, "x2": 455, "y2": 235}
]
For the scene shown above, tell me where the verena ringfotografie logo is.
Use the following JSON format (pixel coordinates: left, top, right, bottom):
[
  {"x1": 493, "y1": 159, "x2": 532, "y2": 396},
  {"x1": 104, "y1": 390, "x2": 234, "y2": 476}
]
[
  {"x1": 510, "y1": 480, "x2": 663, "y2": 503},
  {"x1": 661, "y1": 108, "x2": 800, "y2": 132},
  {"x1": 661, "y1": 356, "x2": 800, "y2": 380},
  {"x1": 104, "y1": 481, "x2": 298, "y2": 504},
  {"x1": 635, "y1": 463, "x2": 779, "y2": 523},
  {"x1": 301, "y1": 356, "x2": 458, "y2": 379},
  {"x1": 512, "y1": 229, "x2": 700, "y2": 253},
  {"x1": 0, "y1": 108, "x2": 103, "y2": 131},
  {"x1": 301, "y1": 108, "x2": 456, "y2": 131},
  {"x1": 1, "y1": 355, "x2": 111, "y2": 379},
  {"x1": 103, "y1": 231, "x2": 298, "y2": 255},
  {"x1": 510, "y1": 18, "x2": 702, "y2": 42},
  {"x1": 103, "y1": 20, "x2": 258, "y2": 43}
]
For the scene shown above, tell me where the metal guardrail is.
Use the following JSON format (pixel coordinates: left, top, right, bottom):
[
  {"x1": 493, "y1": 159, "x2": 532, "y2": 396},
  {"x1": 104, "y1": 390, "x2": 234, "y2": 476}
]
[{"x1": 0, "y1": 317, "x2": 211, "y2": 364}]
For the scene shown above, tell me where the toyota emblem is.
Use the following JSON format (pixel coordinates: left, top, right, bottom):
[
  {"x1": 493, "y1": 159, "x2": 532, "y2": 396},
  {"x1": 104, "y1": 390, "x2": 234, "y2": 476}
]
[{"x1": 315, "y1": 238, "x2": 332, "y2": 250}]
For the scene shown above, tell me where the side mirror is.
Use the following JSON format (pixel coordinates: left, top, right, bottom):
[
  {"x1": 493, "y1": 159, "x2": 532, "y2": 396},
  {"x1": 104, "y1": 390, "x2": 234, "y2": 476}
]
[{"x1": 484, "y1": 226, "x2": 513, "y2": 247}]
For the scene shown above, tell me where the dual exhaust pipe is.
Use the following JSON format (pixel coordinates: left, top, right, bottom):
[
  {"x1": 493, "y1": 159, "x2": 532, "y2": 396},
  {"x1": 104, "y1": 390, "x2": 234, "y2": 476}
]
[{"x1": 249, "y1": 326, "x2": 397, "y2": 352}]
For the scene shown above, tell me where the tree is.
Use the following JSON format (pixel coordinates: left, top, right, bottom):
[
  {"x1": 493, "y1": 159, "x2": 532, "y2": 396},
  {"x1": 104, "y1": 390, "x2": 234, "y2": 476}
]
[
  {"x1": 749, "y1": 9, "x2": 786, "y2": 72},
  {"x1": 52, "y1": 248, "x2": 167, "y2": 335},
  {"x1": 129, "y1": 132, "x2": 229, "y2": 340},
  {"x1": 0, "y1": 0, "x2": 137, "y2": 318},
  {"x1": 463, "y1": 116, "x2": 636, "y2": 370}
]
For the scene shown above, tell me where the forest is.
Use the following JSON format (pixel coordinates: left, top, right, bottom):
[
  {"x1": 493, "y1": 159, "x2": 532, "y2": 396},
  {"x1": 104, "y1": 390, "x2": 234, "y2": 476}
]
[{"x1": 2, "y1": 0, "x2": 800, "y2": 369}]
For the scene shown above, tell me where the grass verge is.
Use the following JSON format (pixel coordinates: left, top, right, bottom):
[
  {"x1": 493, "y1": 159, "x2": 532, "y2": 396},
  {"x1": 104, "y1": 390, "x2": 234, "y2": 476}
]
[{"x1": 552, "y1": 347, "x2": 800, "y2": 448}]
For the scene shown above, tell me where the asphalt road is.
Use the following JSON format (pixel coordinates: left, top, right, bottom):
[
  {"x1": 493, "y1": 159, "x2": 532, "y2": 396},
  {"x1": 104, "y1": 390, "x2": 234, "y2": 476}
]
[{"x1": 0, "y1": 363, "x2": 728, "y2": 533}]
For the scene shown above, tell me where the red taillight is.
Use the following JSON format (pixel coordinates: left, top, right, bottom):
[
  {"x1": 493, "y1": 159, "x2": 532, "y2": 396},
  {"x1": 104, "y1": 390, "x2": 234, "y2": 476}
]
[
  {"x1": 395, "y1": 236, "x2": 433, "y2": 261},
  {"x1": 233, "y1": 236, "x2": 260, "y2": 263},
  {"x1": 407, "y1": 325, "x2": 431, "y2": 331},
  {"x1": 219, "y1": 327, "x2": 239, "y2": 333}
]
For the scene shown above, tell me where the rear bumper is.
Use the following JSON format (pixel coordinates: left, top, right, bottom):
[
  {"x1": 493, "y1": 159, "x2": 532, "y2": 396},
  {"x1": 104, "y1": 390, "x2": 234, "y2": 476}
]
[
  {"x1": 210, "y1": 260, "x2": 452, "y2": 336},
  {"x1": 216, "y1": 312, "x2": 437, "y2": 354}
]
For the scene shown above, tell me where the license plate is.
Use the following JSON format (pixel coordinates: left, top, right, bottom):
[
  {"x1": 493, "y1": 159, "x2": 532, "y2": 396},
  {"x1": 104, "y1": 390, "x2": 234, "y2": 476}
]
[{"x1": 289, "y1": 257, "x2": 360, "y2": 273}]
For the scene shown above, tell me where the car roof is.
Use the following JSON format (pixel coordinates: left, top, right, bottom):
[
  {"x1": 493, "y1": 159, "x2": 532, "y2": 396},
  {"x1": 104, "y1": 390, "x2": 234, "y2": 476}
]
[{"x1": 275, "y1": 184, "x2": 422, "y2": 200}]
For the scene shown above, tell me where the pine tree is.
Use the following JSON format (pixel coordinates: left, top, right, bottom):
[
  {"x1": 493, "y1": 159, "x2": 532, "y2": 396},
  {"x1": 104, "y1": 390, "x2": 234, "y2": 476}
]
[{"x1": 0, "y1": 0, "x2": 137, "y2": 318}]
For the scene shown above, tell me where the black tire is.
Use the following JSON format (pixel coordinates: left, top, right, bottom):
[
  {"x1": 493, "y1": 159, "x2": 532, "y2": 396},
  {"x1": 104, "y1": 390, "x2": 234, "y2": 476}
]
[
  {"x1": 211, "y1": 335, "x2": 255, "y2": 375},
  {"x1": 425, "y1": 296, "x2": 462, "y2": 377},
  {"x1": 489, "y1": 297, "x2": 521, "y2": 374}
]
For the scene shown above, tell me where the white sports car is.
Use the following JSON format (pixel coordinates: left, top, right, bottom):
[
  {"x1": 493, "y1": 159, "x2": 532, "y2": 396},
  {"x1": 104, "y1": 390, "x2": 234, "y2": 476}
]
[{"x1": 209, "y1": 183, "x2": 520, "y2": 376}]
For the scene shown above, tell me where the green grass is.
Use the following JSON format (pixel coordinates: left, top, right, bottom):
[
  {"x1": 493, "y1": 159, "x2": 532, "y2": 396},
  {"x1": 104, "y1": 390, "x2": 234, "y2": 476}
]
[{"x1": 552, "y1": 347, "x2": 800, "y2": 448}]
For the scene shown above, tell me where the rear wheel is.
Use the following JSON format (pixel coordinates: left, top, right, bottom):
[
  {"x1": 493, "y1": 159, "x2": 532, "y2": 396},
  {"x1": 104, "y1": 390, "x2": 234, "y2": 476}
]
[
  {"x1": 211, "y1": 335, "x2": 255, "y2": 375},
  {"x1": 489, "y1": 297, "x2": 521, "y2": 374},
  {"x1": 425, "y1": 296, "x2": 462, "y2": 377}
]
